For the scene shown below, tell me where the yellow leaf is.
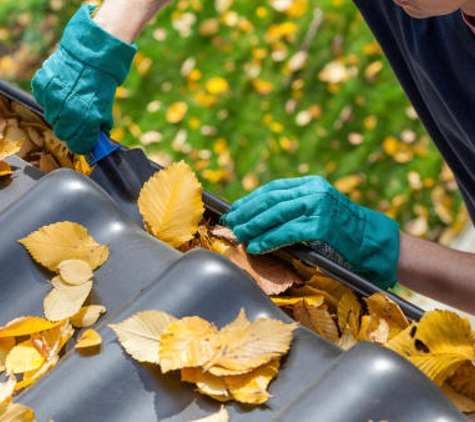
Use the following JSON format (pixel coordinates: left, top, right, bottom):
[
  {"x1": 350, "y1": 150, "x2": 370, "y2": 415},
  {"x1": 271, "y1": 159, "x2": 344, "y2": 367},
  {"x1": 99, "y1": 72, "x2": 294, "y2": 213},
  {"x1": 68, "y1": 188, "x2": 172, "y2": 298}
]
[
  {"x1": 205, "y1": 308, "x2": 298, "y2": 375},
  {"x1": 18, "y1": 222, "x2": 109, "y2": 271},
  {"x1": 447, "y1": 361, "x2": 475, "y2": 402},
  {"x1": 158, "y1": 316, "x2": 220, "y2": 373},
  {"x1": 110, "y1": 310, "x2": 177, "y2": 364},
  {"x1": 0, "y1": 317, "x2": 62, "y2": 338},
  {"x1": 0, "y1": 401, "x2": 36, "y2": 421},
  {"x1": 70, "y1": 305, "x2": 107, "y2": 328},
  {"x1": 57, "y1": 259, "x2": 93, "y2": 286},
  {"x1": 0, "y1": 137, "x2": 22, "y2": 161},
  {"x1": 5, "y1": 339, "x2": 45, "y2": 374},
  {"x1": 189, "y1": 406, "x2": 229, "y2": 422},
  {"x1": 181, "y1": 367, "x2": 231, "y2": 402},
  {"x1": 292, "y1": 300, "x2": 339, "y2": 343},
  {"x1": 0, "y1": 161, "x2": 13, "y2": 176},
  {"x1": 415, "y1": 310, "x2": 474, "y2": 357},
  {"x1": 43, "y1": 277, "x2": 93, "y2": 322},
  {"x1": 337, "y1": 291, "x2": 361, "y2": 335},
  {"x1": 0, "y1": 338, "x2": 15, "y2": 373},
  {"x1": 75, "y1": 329, "x2": 102, "y2": 350},
  {"x1": 224, "y1": 359, "x2": 280, "y2": 405},
  {"x1": 442, "y1": 383, "x2": 475, "y2": 413},
  {"x1": 365, "y1": 292, "x2": 409, "y2": 332},
  {"x1": 0, "y1": 375, "x2": 16, "y2": 406},
  {"x1": 138, "y1": 161, "x2": 205, "y2": 248}
]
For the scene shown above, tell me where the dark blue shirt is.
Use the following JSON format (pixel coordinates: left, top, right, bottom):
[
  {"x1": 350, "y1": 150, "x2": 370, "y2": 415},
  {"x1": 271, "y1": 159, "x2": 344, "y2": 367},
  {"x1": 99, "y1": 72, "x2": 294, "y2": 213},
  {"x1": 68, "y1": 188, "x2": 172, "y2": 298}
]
[{"x1": 355, "y1": 0, "x2": 475, "y2": 222}]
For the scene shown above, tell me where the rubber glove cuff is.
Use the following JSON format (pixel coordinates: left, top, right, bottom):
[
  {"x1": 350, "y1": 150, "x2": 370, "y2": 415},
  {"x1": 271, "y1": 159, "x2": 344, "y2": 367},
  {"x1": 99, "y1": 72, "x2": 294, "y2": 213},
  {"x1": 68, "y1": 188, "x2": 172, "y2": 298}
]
[{"x1": 60, "y1": 5, "x2": 137, "y2": 85}]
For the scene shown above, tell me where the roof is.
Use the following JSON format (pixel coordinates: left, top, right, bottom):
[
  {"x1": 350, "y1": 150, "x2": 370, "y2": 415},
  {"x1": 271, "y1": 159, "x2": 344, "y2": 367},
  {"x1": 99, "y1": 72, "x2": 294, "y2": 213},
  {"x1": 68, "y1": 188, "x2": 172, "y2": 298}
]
[{"x1": 0, "y1": 79, "x2": 469, "y2": 422}]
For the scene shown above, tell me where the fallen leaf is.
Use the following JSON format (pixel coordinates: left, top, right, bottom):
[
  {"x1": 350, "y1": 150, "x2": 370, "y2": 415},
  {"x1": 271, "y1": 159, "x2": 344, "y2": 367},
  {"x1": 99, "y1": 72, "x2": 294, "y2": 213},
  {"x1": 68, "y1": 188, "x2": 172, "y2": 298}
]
[
  {"x1": 18, "y1": 221, "x2": 109, "y2": 271},
  {"x1": 228, "y1": 245, "x2": 302, "y2": 295},
  {"x1": 75, "y1": 329, "x2": 102, "y2": 350},
  {"x1": 158, "y1": 316, "x2": 220, "y2": 373},
  {"x1": 70, "y1": 305, "x2": 107, "y2": 328},
  {"x1": 110, "y1": 310, "x2": 177, "y2": 364},
  {"x1": 138, "y1": 161, "x2": 205, "y2": 248}
]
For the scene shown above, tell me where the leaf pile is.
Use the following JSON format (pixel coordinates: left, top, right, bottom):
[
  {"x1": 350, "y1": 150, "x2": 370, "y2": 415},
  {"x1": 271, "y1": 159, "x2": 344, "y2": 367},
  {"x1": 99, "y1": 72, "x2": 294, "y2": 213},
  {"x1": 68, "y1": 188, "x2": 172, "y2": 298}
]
[
  {"x1": 110, "y1": 308, "x2": 298, "y2": 405},
  {"x1": 137, "y1": 163, "x2": 475, "y2": 416},
  {"x1": 0, "y1": 222, "x2": 108, "y2": 410},
  {"x1": 0, "y1": 94, "x2": 92, "y2": 175}
]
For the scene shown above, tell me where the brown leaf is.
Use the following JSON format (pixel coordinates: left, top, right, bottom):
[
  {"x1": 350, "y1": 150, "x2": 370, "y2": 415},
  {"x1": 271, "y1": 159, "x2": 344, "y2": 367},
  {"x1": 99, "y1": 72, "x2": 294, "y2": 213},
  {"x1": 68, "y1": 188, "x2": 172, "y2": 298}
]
[{"x1": 228, "y1": 245, "x2": 302, "y2": 295}]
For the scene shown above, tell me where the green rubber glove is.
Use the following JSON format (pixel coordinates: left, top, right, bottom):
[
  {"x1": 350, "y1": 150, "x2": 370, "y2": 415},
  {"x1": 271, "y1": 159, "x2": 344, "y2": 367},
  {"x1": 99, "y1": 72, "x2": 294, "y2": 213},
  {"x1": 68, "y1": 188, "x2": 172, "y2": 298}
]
[
  {"x1": 221, "y1": 176, "x2": 400, "y2": 289},
  {"x1": 31, "y1": 5, "x2": 137, "y2": 155}
]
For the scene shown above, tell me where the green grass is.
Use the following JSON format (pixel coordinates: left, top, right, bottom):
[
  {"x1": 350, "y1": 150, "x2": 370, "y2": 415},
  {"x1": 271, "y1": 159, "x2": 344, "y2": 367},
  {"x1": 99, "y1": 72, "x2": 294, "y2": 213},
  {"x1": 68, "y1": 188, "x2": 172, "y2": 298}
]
[{"x1": 0, "y1": 0, "x2": 466, "y2": 241}]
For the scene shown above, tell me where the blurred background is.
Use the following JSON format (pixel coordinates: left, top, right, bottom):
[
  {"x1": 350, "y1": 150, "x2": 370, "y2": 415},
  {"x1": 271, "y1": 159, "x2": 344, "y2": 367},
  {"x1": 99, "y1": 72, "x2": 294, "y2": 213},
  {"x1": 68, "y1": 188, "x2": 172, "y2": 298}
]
[{"x1": 0, "y1": 0, "x2": 469, "y2": 249}]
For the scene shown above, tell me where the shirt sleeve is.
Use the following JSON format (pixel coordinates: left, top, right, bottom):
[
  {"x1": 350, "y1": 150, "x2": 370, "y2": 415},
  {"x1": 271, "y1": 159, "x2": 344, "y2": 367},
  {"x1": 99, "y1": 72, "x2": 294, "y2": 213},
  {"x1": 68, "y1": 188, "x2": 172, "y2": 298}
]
[{"x1": 462, "y1": 11, "x2": 475, "y2": 36}]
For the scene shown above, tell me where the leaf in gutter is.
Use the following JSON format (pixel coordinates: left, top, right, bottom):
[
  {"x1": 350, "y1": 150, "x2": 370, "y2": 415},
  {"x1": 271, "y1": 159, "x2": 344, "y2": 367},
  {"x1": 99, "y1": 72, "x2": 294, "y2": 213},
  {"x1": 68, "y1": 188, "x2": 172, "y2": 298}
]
[{"x1": 138, "y1": 160, "x2": 205, "y2": 248}]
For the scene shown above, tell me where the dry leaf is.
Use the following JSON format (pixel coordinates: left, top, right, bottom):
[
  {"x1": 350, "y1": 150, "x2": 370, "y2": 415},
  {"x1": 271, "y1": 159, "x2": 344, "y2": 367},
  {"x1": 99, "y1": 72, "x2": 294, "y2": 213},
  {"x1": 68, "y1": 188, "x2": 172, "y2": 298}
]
[
  {"x1": 110, "y1": 310, "x2": 177, "y2": 364},
  {"x1": 70, "y1": 305, "x2": 107, "y2": 328},
  {"x1": 18, "y1": 221, "x2": 109, "y2": 272},
  {"x1": 205, "y1": 309, "x2": 298, "y2": 375},
  {"x1": 57, "y1": 259, "x2": 93, "y2": 286},
  {"x1": 75, "y1": 329, "x2": 102, "y2": 350},
  {"x1": 0, "y1": 401, "x2": 36, "y2": 421},
  {"x1": 0, "y1": 317, "x2": 63, "y2": 338},
  {"x1": 228, "y1": 245, "x2": 302, "y2": 295},
  {"x1": 158, "y1": 316, "x2": 220, "y2": 373},
  {"x1": 292, "y1": 300, "x2": 339, "y2": 343},
  {"x1": 0, "y1": 375, "x2": 16, "y2": 405},
  {"x1": 365, "y1": 293, "x2": 409, "y2": 332},
  {"x1": 5, "y1": 339, "x2": 45, "y2": 374},
  {"x1": 0, "y1": 136, "x2": 22, "y2": 160},
  {"x1": 43, "y1": 277, "x2": 93, "y2": 322},
  {"x1": 224, "y1": 358, "x2": 280, "y2": 405},
  {"x1": 0, "y1": 161, "x2": 13, "y2": 176},
  {"x1": 181, "y1": 367, "x2": 231, "y2": 402},
  {"x1": 0, "y1": 338, "x2": 15, "y2": 373},
  {"x1": 138, "y1": 161, "x2": 205, "y2": 248}
]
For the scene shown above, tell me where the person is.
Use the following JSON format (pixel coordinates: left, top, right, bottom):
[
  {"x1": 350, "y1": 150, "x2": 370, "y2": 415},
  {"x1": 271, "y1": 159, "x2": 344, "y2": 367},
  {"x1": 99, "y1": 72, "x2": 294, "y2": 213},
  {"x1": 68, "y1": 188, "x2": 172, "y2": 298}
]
[{"x1": 31, "y1": 0, "x2": 475, "y2": 315}]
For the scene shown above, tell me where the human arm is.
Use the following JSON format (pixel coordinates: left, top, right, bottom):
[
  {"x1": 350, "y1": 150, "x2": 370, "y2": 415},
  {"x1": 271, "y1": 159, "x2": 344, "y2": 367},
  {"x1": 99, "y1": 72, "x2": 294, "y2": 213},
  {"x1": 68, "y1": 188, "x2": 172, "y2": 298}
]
[
  {"x1": 31, "y1": 0, "x2": 173, "y2": 154},
  {"x1": 93, "y1": 0, "x2": 172, "y2": 43},
  {"x1": 221, "y1": 176, "x2": 475, "y2": 316},
  {"x1": 398, "y1": 232, "x2": 475, "y2": 315}
]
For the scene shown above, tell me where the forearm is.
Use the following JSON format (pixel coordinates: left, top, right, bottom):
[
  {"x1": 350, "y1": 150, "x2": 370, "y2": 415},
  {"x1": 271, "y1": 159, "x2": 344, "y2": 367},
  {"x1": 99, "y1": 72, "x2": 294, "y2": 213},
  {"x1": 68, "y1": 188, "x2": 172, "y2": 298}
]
[
  {"x1": 93, "y1": 0, "x2": 171, "y2": 43},
  {"x1": 397, "y1": 232, "x2": 475, "y2": 315}
]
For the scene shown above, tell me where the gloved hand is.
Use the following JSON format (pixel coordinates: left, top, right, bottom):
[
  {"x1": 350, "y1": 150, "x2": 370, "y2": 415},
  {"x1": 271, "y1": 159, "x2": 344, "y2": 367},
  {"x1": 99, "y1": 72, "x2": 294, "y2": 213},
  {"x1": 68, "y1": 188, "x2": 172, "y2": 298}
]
[
  {"x1": 221, "y1": 176, "x2": 400, "y2": 289},
  {"x1": 31, "y1": 5, "x2": 137, "y2": 154}
]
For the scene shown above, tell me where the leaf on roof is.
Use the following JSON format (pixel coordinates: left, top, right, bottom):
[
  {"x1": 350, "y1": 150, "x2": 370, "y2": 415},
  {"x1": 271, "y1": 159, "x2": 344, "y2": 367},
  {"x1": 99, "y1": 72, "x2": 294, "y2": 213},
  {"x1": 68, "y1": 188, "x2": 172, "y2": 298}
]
[
  {"x1": 70, "y1": 305, "x2": 107, "y2": 328},
  {"x1": 158, "y1": 316, "x2": 220, "y2": 373},
  {"x1": 138, "y1": 160, "x2": 205, "y2": 248},
  {"x1": 110, "y1": 310, "x2": 177, "y2": 364},
  {"x1": 75, "y1": 329, "x2": 102, "y2": 350},
  {"x1": 18, "y1": 221, "x2": 109, "y2": 271}
]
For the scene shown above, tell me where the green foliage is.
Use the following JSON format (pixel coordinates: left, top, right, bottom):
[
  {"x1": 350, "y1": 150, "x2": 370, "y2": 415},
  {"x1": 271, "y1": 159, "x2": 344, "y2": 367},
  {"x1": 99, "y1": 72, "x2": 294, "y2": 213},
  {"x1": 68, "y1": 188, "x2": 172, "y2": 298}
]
[{"x1": 0, "y1": 0, "x2": 466, "y2": 240}]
